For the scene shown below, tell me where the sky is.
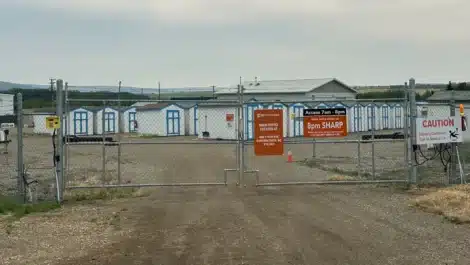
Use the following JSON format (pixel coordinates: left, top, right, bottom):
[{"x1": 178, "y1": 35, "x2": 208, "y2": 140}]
[{"x1": 0, "y1": 0, "x2": 469, "y2": 88}]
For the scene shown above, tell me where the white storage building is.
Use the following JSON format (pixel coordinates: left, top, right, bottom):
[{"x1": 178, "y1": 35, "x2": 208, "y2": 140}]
[
  {"x1": 177, "y1": 102, "x2": 197, "y2": 136},
  {"x1": 196, "y1": 102, "x2": 239, "y2": 140},
  {"x1": 215, "y1": 78, "x2": 358, "y2": 102},
  {"x1": 136, "y1": 103, "x2": 185, "y2": 136},
  {"x1": 0, "y1": 93, "x2": 14, "y2": 116},
  {"x1": 67, "y1": 107, "x2": 94, "y2": 135},
  {"x1": 189, "y1": 104, "x2": 198, "y2": 136},
  {"x1": 121, "y1": 107, "x2": 137, "y2": 133},
  {"x1": 32, "y1": 111, "x2": 56, "y2": 135},
  {"x1": 95, "y1": 107, "x2": 119, "y2": 135}
]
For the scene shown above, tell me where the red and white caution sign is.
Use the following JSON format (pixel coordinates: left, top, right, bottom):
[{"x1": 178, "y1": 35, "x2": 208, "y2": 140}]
[{"x1": 416, "y1": 116, "x2": 463, "y2": 144}]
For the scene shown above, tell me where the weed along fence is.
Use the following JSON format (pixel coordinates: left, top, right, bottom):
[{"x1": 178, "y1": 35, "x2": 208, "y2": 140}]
[{"x1": 5, "y1": 78, "x2": 470, "y2": 204}]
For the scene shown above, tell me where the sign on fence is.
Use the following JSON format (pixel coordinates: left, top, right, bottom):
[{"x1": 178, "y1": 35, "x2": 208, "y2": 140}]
[
  {"x1": 303, "y1": 108, "x2": 347, "y2": 137},
  {"x1": 416, "y1": 116, "x2": 463, "y2": 144},
  {"x1": 45, "y1": 116, "x2": 60, "y2": 129},
  {"x1": 254, "y1": 109, "x2": 284, "y2": 156}
]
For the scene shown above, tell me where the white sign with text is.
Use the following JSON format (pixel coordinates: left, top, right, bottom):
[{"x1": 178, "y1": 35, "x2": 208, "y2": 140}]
[{"x1": 416, "y1": 116, "x2": 463, "y2": 144}]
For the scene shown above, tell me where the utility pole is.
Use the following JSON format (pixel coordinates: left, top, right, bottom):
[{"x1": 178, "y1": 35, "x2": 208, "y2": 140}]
[
  {"x1": 212, "y1": 85, "x2": 215, "y2": 98},
  {"x1": 158, "y1": 81, "x2": 161, "y2": 100}
]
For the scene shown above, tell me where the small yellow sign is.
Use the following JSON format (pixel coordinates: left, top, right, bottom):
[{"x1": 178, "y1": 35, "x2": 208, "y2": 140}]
[
  {"x1": 45, "y1": 116, "x2": 60, "y2": 129},
  {"x1": 290, "y1": 113, "x2": 295, "y2": 120}
]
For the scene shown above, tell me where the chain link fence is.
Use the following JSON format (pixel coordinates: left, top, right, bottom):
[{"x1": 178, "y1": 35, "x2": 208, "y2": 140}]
[
  {"x1": 6, "y1": 78, "x2": 470, "y2": 203},
  {"x1": 0, "y1": 113, "x2": 17, "y2": 198},
  {"x1": 243, "y1": 98, "x2": 409, "y2": 186},
  {"x1": 63, "y1": 99, "x2": 240, "y2": 189}
]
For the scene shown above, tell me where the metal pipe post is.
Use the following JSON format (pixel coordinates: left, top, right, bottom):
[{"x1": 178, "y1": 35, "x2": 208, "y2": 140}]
[
  {"x1": 409, "y1": 78, "x2": 418, "y2": 184},
  {"x1": 56, "y1": 79, "x2": 65, "y2": 202},
  {"x1": 117, "y1": 81, "x2": 122, "y2": 184},
  {"x1": 239, "y1": 79, "x2": 245, "y2": 187},
  {"x1": 102, "y1": 100, "x2": 107, "y2": 184},
  {"x1": 450, "y1": 90, "x2": 457, "y2": 184},
  {"x1": 357, "y1": 139, "x2": 361, "y2": 178},
  {"x1": 371, "y1": 100, "x2": 376, "y2": 179},
  {"x1": 64, "y1": 82, "x2": 69, "y2": 184},
  {"x1": 403, "y1": 82, "x2": 410, "y2": 182},
  {"x1": 16, "y1": 93, "x2": 25, "y2": 203}
]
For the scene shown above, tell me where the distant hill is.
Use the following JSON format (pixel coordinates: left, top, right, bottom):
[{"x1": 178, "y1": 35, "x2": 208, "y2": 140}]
[
  {"x1": 0, "y1": 80, "x2": 214, "y2": 95},
  {"x1": 0, "y1": 81, "x2": 48, "y2": 91}
]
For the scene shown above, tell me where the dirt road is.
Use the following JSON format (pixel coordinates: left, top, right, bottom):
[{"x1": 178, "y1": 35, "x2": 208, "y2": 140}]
[{"x1": 54, "y1": 185, "x2": 470, "y2": 265}]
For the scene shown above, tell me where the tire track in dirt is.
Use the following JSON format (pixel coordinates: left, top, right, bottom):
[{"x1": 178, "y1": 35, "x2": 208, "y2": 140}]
[{"x1": 53, "y1": 185, "x2": 470, "y2": 265}]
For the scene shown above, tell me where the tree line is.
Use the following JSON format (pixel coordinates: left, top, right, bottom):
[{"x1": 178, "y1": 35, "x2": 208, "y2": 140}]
[
  {"x1": 5, "y1": 88, "x2": 150, "y2": 109},
  {"x1": 356, "y1": 89, "x2": 434, "y2": 101},
  {"x1": 446, "y1": 81, "x2": 469, "y2": 91}
]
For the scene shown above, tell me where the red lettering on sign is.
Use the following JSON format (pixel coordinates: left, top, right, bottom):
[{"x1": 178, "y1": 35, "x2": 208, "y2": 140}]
[{"x1": 422, "y1": 118, "x2": 454, "y2": 128}]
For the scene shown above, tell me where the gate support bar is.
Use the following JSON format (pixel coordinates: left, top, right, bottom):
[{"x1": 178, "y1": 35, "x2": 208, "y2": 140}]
[
  {"x1": 245, "y1": 170, "x2": 260, "y2": 187},
  {"x1": 224, "y1": 168, "x2": 239, "y2": 186},
  {"x1": 67, "y1": 182, "x2": 228, "y2": 189},
  {"x1": 256, "y1": 179, "x2": 408, "y2": 187}
]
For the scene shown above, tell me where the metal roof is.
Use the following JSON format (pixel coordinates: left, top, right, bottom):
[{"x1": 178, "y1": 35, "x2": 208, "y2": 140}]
[
  {"x1": 215, "y1": 78, "x2": 357, "y2": 95},
  {"x1": 136, "y1": 103, "x2": 187, "y2": 111},
  {"x1": 196, "y1": 102, "x2": 240, "y2": 107}
]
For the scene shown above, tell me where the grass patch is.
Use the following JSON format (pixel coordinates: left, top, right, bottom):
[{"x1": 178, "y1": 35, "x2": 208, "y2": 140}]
[
  {"x1": 298, "y1": 158, "x2": 369, "y2": 178},
  {"x1": 0, "y1": 195, "x2": 60, "y2": 219},
  {"x1": 327, "y1": 175, "x2": 357, "y2": 181},
  {"x1": 411, "y1": 184, "x2": 470, "y2": 224},
  {"x1": 138, "y1": 134, "x2": 161, "y2": 138},
  {"x1": 64, "y1": 188, "x2": 150, "y2": 202}
]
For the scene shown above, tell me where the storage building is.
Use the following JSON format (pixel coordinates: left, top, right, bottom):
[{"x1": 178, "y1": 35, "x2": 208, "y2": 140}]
[
  {"x1": 67, "y1": 107, "x2": 95, "y2": 135},
  {"x1": 136, "y1": 103, "x2": 185, "y2": 136},
  {"x1": 196, "y1": 102, "x2": 239, "y2": 140},
  {"x1": 121, "y1": 107, "x2": 137, "y2": 133},
  {"x1": 95, "y1": 107, "x2": 120, "y2": 134},
  {"x1": 0, "y1": 93, "x2": 14, "y2": 116}
]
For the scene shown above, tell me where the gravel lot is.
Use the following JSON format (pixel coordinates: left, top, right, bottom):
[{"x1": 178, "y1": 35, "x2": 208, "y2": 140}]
[{"x1": 2, "y1": 130, "x2": 470, "y2": 264}]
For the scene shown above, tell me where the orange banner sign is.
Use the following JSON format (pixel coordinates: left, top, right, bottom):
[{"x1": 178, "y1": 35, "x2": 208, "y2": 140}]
[
  {"x1": 254, "y1": 109, "x2": 284, "y2": 156},
  {"x1": 303, "y1": 108, "x2": 347, "y2": 137}
]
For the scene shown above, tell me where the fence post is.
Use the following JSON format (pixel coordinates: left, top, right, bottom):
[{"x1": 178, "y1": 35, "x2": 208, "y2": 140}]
[
  {"x1": 403, "y1": 82, "x2": 410, "y2": 183},
  {"x1": 16, "y1": 93, "x2": 25, "y2": 203},
  {"x1": 64, "y1": 82, "x2": 69, "y2": 185},
  {"x1": 56, "y1": 79, "x2": 64, "y2": 202},
  {"x1": 117, "y1": 81, "x2": 122, "y2": 184},
  {"x1": 102, "y1": 100, "x2": 107, "y2": 184},
  {"x1": 450, "y1": 91, "x2": 457, "y2": 184},
  {"x1": 239, "y1": 82, "x2": 245, "y2": 187},
  {"x1": 371, "y1": 99, "x2": 376, "y2": 179},
  {"x1": 236, "y1": 85, "x2": 241, "y2": 182},
  {"x1": 409, "y1": 78, "x2": 417, "y2": 184}
]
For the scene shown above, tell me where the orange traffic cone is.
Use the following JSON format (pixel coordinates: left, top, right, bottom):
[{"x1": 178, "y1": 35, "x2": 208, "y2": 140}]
[{"x1": 287, "y1": 150, "x2": 293, "y2": 163}]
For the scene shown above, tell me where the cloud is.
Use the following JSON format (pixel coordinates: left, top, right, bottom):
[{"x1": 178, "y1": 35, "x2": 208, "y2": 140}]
[{"x1": 7, "y1": 0, "x2": 470, "y2": 43}]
